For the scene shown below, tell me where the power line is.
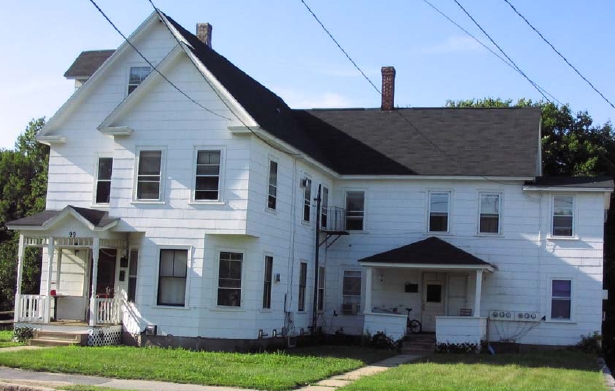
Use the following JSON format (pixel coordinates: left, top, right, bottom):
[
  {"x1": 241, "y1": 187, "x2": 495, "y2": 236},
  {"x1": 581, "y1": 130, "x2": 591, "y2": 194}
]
[
  {"x1": 87, "y1": 0, "x2": 231, "y2": 121},
  {"x1": 299, "y1": 0, "x2": 381, "y2": 95},
  {"x1": 452, "y1": 0, "x2": 552, "y2": 103},
  {"x1": 421, "y1": 0, "x2": 562, "y2": 106},
  {"x1": 502, "y1": 0, "x2": 615, "y2": 110}
]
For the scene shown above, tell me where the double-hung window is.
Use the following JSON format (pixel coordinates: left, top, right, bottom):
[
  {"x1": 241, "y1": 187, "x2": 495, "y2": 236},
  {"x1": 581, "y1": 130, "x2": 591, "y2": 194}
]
[
  {"x1": 345, "y1": 191, "x2": 365, "y2": 230},
  {"x1": 553, "y1": 195, "x2": 574, "y2": 237},
  {"x1": 268, "y1": 161, "x2": 278, "y2": 210},
  {"x1": 479, "y1": 193, "x2": 501, "y2": 234},
  {"x1": 303, "y1": 178, "x2": 312, "y2": 222},
  {"x1": 195, "y1": 150, "x2": 221, "y2": 201},
  {"x1": 429, "y1": 191, "x2": 450, "y2": 232},
  {"x1": 136, "y1": 150, "x2": 162, "y2": 200},
  {"x1": 128, "y1": 66, "x2": 151, "y2": 94},
  {"x1": 298, "y1": 262, "x2": 307, "y2": 311},
  {"x1": 95, "y1": 157, "x2": 113, "y2": 204},
  {"x1": 551, "y1": 279, "x2": 572, "y2": 320},
  {"x1": 317, "y1": 266, "x2": 325, "y2": 312},
  {"x1": 342, "y1": 270, "x2": 361, "y2": 313},
  {"x1": 263, "y1": 256, "x2": 273, "y2": 309},
  {"x1": 218, "y1": 252, "x2": 243, "y2": 307},
  {"x1": 157, "y1": 249, "x2": 187, "y2": 306},
  {"x1": 127, "y1": 249, "x2": 139, "y2": 303}
]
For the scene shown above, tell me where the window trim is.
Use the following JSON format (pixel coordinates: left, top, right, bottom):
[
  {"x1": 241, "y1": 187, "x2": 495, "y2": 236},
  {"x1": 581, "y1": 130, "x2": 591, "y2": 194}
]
[
  {"x1": 127, "y1": 247, "x2": 139, "y2": 304},
  {"x1": 155, "y1": 247, "x2": 190, "y2": 308},
  {"x1": 127, "y1": 65, "x2": 152, "y2": 95},
  {"x1": 93, "y1": 155, "x2": 113, "y2": 206},
  {"x1": 341, "y1": 268, "x2": 363, "y2": 315},
  {"x1": 133, "y1": 147, "x2": 166, "y2": 202},
  {"x1": 191, "y1": 146, "x2": 225, "y2": 203},
  {"x1": 263, "y1": 254, "x2": 273, "y2": 309},
  {"x1": 345, "y1": 190, "x2": 366, "y2": 231},
  {"x1": 302, "y1": 177, "x2": 312, "y2": 223},
  {"x1": 478, "y1": 192, "x2": 502, "y2": 235},
  {"x1": 317, "y1": 266, "x2": 325, "y2": 313},
  {"x1": 551, "y1": 195, "x2": 575, "y2": 238},
  {"x1": 548, "y1": 277, "x2": 573, "y2": 322},
  {"x1": 298, "y1": 262, "x2": 308, "y2": 312},
  {"x1": 428, "y1": 190, "x2": 451, "y2": 233},
  {"x1": 215, "y1": 249, "x2": 245, "y2": 309},
  {"x1": 267, "y1": 159, "x2": 278, "y2": 211}
]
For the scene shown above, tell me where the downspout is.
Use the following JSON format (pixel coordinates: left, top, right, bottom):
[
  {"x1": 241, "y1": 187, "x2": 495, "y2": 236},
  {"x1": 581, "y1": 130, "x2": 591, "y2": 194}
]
[{"x1": 311, "y1": 184, "x2": 322, "y2": 332}]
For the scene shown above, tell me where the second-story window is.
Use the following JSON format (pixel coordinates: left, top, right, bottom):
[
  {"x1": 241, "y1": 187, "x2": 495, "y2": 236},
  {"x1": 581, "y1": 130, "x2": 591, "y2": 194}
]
[
  {"x1": 268, "y1": 160, "x2": 278, "y2": 210},
  {"x1": 553, "y1": 195, "x2": 574, "y2": 237},
  {"x1": 429, "y1": 191, "x2": 450, "y2": 232},
  {"x1": 479, "y1": 193, "x2": 501, "y2": 234},
  {"x1": 195, "y1": 150, "x2": 221, "y2": 201},
  {"x1": 303, "y1": 178, "x2": 312, "y2": 222},
  {"x1": 136, "y1": 150, "x2": 162, "y2": 200},
  {"x1": 346, "y1": 191, "x2": 365, "y2": 230},
  {"x1": 95, "y1": 157, "x2": 113, "y2": 204},
  {"x1": 321, "y1": 187, "x2": 329, "y2": 229},
  {"x1": 128, "y1": 66, "x2": 151, "y2": 94}
]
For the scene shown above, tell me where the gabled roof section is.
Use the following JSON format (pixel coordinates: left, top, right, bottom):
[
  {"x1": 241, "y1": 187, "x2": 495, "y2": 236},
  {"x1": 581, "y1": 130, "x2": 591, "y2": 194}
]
[
  {"x1": 358, "y1": 237, "x2": 494, "y2": 270},
  {"x1": 64, "y1": 50, "x2": 115, "y2": 79},
  {"x1": 294, "y1": 107, "x2": 541, "y2": 176},
  {"x1": 7, "y1": 206, "x2": 119, "y2": 232}
]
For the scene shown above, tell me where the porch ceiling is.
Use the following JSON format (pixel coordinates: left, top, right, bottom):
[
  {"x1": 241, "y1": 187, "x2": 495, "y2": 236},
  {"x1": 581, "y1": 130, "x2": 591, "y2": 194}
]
[{"x1": 358, "y1": 237, "x2": 495, "y2": 272}]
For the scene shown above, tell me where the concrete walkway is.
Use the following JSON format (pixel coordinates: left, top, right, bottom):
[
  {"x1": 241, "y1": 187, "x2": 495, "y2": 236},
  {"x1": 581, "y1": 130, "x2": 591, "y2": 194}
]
[{"x1": 0, "y1": 346, "x2": 425, "y2": 391}]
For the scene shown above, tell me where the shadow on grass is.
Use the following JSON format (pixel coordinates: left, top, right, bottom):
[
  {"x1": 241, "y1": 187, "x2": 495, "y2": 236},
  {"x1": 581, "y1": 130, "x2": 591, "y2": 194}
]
[
  {"x1": 281, "y1": 345, "x2": 395, "y2": 364},
  {"x1": 420, "y1": 349, "x2": 600, "y2": 372}
]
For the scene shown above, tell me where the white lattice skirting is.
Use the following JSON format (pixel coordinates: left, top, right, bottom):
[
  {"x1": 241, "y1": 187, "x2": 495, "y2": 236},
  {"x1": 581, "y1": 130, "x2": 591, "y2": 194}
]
[{"x1": 88, "y1": 326, "x2": 123, "y2": 346}]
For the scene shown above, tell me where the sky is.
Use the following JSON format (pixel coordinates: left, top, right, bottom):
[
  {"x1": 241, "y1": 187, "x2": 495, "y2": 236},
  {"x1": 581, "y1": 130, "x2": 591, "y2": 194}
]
[{"x1": 1, "y1": 0, "x2": 614, "y2": 150}]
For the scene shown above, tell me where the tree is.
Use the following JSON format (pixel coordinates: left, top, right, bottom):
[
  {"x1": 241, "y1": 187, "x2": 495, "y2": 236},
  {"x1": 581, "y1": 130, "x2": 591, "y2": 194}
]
[{"x1": 0, "y1": 118, "x2": 48, "y2": 311}]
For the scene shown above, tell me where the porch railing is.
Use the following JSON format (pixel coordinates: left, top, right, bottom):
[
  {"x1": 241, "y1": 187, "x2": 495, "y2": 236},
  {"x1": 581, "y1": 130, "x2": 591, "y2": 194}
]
[
  {"x1": 95, "y1": 298, "x2": 121, "y2": 325},
  {"x1": 18, "y1": 295, "x2": 46, "y2": 322},
  {"x1": 322, "y1": 206, "x2": 346, "y2": 232}
]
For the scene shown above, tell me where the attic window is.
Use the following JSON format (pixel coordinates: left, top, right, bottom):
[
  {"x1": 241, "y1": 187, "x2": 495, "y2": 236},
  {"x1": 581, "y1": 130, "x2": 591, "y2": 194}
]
[{"x1": 128, "y1": 66, "x2": 151, "y2": 94}]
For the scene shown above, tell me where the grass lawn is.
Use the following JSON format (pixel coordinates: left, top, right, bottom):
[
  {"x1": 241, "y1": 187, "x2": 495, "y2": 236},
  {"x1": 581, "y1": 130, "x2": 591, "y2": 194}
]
[
  {"x1": 0, "y1": 330, "x2": 22, "y2": 348},
  {"x1": 0, "y1": 345, "x2": 392, "y2": 391},
  {"x1": 340, "y1": 350, "x2": 607, "y2": 391}
]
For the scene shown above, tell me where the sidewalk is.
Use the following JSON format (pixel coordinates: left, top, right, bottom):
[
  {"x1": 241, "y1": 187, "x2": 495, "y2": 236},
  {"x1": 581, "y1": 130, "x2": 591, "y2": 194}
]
[{"x1": 0, "y1": 347, "x2": 425, "y2": 391}]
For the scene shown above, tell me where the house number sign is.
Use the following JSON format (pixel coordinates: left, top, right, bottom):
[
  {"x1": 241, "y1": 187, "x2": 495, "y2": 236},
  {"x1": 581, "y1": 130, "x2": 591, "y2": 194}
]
[{"x1": 68, "y1": 231, "x2": 77, "y2": 237}]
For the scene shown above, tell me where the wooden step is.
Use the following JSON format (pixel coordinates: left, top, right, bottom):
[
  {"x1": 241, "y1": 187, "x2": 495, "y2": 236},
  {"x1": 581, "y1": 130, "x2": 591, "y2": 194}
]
[
  {"x1": 28, "y1": 338, "x2": 80, "y2": 347},
  {"x1": 402, "y1": 334, "x2": 436, "y2": 354},
  {"x1": 29, "y1": 330, "x2": 86, "y2": 346}
]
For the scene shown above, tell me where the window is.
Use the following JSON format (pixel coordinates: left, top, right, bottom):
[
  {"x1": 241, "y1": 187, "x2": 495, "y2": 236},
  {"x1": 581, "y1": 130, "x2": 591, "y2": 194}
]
[
  {"x1": 429, "y1": 192, "x2": 450, "y2": 232},
  {"x1": 268, "y1": 161, "x2": 278, "y2": 209},
  {"x1": 298, "y1": 262, "x2": 307, "y2": 311},
  {"x1": 346, "y1": 191, "x2": 365, "y2": 230},
  {"x1": 317, "y1": 266, "x2": 325, "y2": 312},
  {"x1": 157, "y1": 249, "x2": 187, "y2": 306},
  {"x1": 553, "y1": 195, "x2": 574, "y2": 237},
  {"x1": 195, "y1": 150, "x2": 221, "y2": 200},
  {"x1": 128, "y1": 249, "x2": 138, "y2": 303},
  {"x1": 342, "y1": 270, "x2": 361, "y2": 312},
  {"x1": 551, "y1": 279, "x2": 571, "y2": 320},
  {"x1": 137, "y1": 150, "x2": 162, "y2": 200},
  {"x1": 321, "y1": 187, "x2": 329, "y2": 229},
  {"x1": 479, "y1": 193, "x2": 500, "y2": 234},
  {"x1": 95, "y1": 157, "x2": 113, "y2": 204},
  {"x1": 303, "y1": 178, "x2": 312, "y2": 222},
  {"x1": 218, "y1": 252, "x2": 243, "y2": 307},
  {"x1": 263, "y1": 256, "x2": 273, "y2": 309},
  {"x1": 128, "y1": 66, "x2": 151, "y2": 94}
]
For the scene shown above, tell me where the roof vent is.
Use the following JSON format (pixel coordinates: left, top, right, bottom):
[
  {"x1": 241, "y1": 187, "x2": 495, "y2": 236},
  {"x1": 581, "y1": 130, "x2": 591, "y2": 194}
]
[{"x1": 196, "y1": 23, "x2": 212, "y2": 48}]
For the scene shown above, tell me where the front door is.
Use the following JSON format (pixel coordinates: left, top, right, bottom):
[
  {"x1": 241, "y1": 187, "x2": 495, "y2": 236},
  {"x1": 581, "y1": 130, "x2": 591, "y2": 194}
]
[{"x1": 422, "y1": 277, "x2": 445, "y2": 332}]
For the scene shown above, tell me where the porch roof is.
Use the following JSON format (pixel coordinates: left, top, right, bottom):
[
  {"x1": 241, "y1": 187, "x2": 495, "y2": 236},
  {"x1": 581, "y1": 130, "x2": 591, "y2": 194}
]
[
  {"x1": 358, "y1": 237, "x2": 495, "y2": 271},
  {"x1": 6, "y1": 205, "x2": 119, "y2": 231}
]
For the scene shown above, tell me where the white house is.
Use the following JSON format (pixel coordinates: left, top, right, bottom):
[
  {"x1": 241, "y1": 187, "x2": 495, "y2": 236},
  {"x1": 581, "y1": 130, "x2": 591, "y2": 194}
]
[{"x1": 8, "y1": 11, "x2": 613, "y2": 350}]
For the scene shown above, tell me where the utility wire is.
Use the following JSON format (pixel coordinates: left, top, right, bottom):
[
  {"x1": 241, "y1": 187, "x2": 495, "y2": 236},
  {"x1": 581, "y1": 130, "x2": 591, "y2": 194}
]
[
  {"x1": 145, "y1": 0, "x2": 301, "y2": 156},
  {"x1": 421, "y1": 0, "x2": 561, "y2": 106},
  {"x1": 299, "y1": 0, "x2": 381, "y2": 95},
  {"x1": 502, "y1": 0, "x2": 615, "y2": 110},
  {"x1": 87, "y1": 0, "x2": 231, "y2": 121},
  {"x1": 452, "y1": 0, "x2": 552, "y2": 103}
]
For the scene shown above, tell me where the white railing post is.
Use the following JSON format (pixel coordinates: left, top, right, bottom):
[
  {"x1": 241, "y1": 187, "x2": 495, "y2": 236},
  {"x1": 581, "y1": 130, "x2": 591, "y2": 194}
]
[
  {"x1": 14, "y1": 234, "x2": 25, "y2": 322},
  {"x1": 474, "y1": 269, "x2": 483, "y2": 317},
  {"x1": 364, "y1": 267, "x2": 372, "y2": 314},
  {"x1": 44, "y1": 237, "x2": 55, "y2": 323},
  {"x1": 89, "y1": 238, "x2": 100, "y2": 326}
]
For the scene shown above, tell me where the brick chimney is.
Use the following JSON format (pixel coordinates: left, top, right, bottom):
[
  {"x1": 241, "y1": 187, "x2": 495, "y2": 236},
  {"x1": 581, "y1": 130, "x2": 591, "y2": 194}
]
[
  {"x1": 381, "y1": 66, "x2": 396, "y2": 111},
  {"x1": 196, "y1": 23, "x2": 212, "y2": 48}
]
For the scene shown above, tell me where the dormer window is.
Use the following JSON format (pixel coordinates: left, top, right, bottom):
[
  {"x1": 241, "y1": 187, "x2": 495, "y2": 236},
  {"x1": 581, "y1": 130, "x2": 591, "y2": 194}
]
[{"x1": 128, "y1": 66, "x2": 151, "y2": 94}]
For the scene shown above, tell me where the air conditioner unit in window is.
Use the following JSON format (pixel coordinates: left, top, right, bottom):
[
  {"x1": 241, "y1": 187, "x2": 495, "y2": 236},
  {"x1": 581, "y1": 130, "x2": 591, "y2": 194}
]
[{"x1": 341, "y1": 303, "x2": 359, "y2": 315}]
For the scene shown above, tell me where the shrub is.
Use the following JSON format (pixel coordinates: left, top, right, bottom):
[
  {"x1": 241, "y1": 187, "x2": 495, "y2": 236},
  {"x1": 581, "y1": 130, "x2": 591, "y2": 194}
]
[
  {"x1": 366, "y1": 331, "x2": 402, "y2": 351},
  {"x1": 13, "y1": 326, "x2": 33, "y2": 342},
  {"x1": 436, "y1": 341, "x2": 480, "y2": 354},
  {"x1": 573, "y1": 331, "x2": 602, "y2": 354}
]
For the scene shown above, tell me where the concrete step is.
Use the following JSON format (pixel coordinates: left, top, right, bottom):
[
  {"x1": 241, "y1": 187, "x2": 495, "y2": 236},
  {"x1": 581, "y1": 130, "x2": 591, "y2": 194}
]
[
  {"x1": 402, "y1": 334, "x2": 435, "y2": 354},
  {"x1": 28, "y1": 338, "x2": 79, "y2": 347},
  {"x1": 31, "y1": 330, "x2": 86, "y2": 346}
]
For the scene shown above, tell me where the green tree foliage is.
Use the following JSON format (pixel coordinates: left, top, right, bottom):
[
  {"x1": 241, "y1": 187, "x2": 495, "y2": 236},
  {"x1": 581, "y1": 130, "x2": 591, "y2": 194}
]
[{"x1": 0, "y1": 118, "x2": 48, "y2": 311}]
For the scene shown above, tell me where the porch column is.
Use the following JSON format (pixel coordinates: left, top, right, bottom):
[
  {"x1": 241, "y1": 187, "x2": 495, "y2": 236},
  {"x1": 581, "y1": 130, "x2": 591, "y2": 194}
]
[
  {"x1": 44, "y1": 237, "x2": 55, "y2": 323},
  {"x1": 473, "y1": 269, "x2": 483, "y2": 317},
  {"x1": 13, "y1": 234, "x2": 25, "y2": 322},
  {"x1": 89, "y1": 238, "x2": 100, "y2": 326},
  {"x1": 364, "y1": 267, "x2": 372, "y2": 314}
]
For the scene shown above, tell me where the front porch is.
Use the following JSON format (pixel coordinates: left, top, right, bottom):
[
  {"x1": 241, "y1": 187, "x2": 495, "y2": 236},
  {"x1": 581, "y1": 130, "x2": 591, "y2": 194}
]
[{"x1": 359, "y1": 237, "x2": 494, "y2": 346}]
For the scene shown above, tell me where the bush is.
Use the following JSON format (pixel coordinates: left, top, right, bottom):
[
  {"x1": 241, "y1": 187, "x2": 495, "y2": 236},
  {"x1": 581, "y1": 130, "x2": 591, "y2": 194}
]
[
  {"x1": 436, "y1": 341, "x2": 480, "y2": 354},
  {"x1": 364, "y1": 331, "x2": 402, "y2": 351},
  {"x1": 573, "y1": 331, "x2": 602, "y2": 354},
  {"x1": 13, "y1": 326, "x2": 33, "y2": 342}
]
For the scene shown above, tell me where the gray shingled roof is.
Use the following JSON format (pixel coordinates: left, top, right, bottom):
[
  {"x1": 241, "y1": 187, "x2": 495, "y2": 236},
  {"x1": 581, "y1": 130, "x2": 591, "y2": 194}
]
[
  {"x1": 7, "y1": 206, "x2": 118, "y2": 229},
  {"x1": 359, "y1": 237, "x2": 492, "y2": 266},
  {"x1": 525, "y1": 176, "x2": 614, "y2": 189},
  {"x1": 64, "y1": 50, "x2": 115, "y2": 79}
]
